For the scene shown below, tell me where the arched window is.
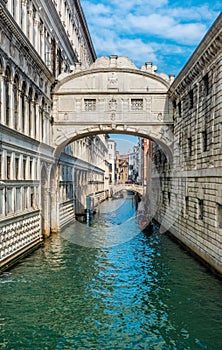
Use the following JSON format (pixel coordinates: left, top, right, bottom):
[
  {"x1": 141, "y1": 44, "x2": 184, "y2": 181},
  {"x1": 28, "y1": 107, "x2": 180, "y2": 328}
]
[
  {"x1": 14, "y1": 74, "x2": 19, "y2": 130},
  {"x1": 33, "y1": 92, "x2": 38, "y2": 139},
  {"x1": 40, "y1": 97, "x2": 45, "y2": 142},
  {"x1": 28, "y1": 87, "x2": 33, "y2": 136},
  {"x1": 21, "y1": 81, "x2": 26, "y2": 133},
  {"x1": 5, "y1": 67, "x2": 11, "y2": 126}
]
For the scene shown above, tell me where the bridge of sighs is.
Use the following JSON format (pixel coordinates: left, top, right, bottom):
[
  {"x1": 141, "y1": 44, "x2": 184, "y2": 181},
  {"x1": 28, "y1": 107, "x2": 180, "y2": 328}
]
[{"x1": 46, "y1": 55, "x2": 175, "y2": 233}]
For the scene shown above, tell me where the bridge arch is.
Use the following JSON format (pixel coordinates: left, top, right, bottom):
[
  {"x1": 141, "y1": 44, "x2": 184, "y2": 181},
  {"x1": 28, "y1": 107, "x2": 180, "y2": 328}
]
[
  {"x1": 111, "y1": 184, "x2": 144, "y2": 196},
  {"x1": 52, "y1": 55, "x2": 174, "y2": 159}
]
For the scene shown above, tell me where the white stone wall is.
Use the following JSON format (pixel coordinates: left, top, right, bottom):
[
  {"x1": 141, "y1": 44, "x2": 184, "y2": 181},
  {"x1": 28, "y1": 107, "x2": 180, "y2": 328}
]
[
  {"x1": 59, "y1": 135, "x2": 109, "y2": 224},
  {"x1": 154, "y1": 14, "x2": 222, "y2": 274},
  {"x1": 0, "y1": 0, "x2": 96, "y2": 269}
]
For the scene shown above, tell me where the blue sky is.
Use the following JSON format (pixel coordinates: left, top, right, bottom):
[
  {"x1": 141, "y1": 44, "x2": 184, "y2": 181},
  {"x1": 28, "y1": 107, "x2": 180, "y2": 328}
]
[
  {"x1": 81, "y1": 1, "x2": 220, "y2": 153},
  {"x1": 81, "y1": 0, "x2": 220, "y2": 76},
  {"x1": 109, "y1": 134, "x2": 139, "y2": 154}
]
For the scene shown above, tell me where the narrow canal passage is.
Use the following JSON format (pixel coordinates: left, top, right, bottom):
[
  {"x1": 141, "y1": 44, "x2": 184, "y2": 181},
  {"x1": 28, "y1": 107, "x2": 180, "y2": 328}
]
[{"x1": 1, "y1": 195, "x2": 222, "y2": 349}]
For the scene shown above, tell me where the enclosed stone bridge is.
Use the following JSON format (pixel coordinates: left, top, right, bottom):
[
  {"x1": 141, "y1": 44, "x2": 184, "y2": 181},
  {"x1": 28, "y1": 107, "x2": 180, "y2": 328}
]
[
  {"x1": 52, "y1": 55, "x2": 174, "y2": 158},
  {"x1": 47, "y1": 55, "x2": 175, "y2": 234}
]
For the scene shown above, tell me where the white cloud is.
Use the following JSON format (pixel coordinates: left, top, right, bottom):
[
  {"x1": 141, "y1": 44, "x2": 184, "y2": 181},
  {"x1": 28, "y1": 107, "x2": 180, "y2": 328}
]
[{"x1": 81, "y1": 0, "x2": 220, "y2": 75}]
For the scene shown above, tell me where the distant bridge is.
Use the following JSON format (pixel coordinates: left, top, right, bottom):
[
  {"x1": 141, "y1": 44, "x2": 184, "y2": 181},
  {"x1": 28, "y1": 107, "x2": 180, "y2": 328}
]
[{"x1": 111, "y1": 184, "x2": 144, "y2": 196}]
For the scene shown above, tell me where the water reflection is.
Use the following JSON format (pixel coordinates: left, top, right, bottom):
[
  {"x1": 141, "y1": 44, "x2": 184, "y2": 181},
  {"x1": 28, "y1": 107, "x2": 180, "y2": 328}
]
[
  {"x1": 61, "y1": 194, "x2": 140, "y2": 248},
  {"x1": 0, "y1": 196, "x2": 222, "y2": 349}
]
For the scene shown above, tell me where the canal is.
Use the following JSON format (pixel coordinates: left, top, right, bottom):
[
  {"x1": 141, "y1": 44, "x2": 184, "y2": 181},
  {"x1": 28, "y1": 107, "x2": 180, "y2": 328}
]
[{"x1": 1, "y1": 194, "x2": 222, "y2": 349}]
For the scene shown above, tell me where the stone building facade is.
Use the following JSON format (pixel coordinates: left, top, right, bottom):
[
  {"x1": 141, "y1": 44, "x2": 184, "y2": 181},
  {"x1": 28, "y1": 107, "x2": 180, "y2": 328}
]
[
  {"x1": 0, "y1": 0, "x2": 111, "y2": 270},
  {"x1": 0, "y1": 0, "x2": 221, "y2": 276},
  {"x1": 153, "y1": 13, "x2": 222, "y2": 274}
]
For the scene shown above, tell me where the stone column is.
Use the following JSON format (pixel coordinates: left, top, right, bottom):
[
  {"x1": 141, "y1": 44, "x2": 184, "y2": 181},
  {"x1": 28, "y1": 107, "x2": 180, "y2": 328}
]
[
  {"x1": 34, "y1": 13, "x2": 40, "y2": 54},
  {"x1": 21, "y1": 0, "x2": 28, "y2": 36},
  {"x1": 1, "y1": 150, "x2": 7, "y2": 180},
  {"x1": 40, "y1": 25, "x2": 45, "y2": 61},
  {"x1": 16, "y1": 0, "x2": 22, "y2": 27},
  {"x1": 7, "y1": 0, "x2": 13, "y2": 13},
  {"x1": 29, "y1": 7, "x2": 34, "y2": 45}
]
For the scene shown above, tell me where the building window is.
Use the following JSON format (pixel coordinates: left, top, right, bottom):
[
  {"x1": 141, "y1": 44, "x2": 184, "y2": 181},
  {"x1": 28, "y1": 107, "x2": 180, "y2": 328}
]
[
  {"x1": 28, "y1": 88, "x2": 33, "y2": 136},
  {"x1": 198, "y1": 199, "x2": 204, "y2": 220},
  {"x1": 84, "y1": 99, "x2": 96, "y2": 111},
  {"x1": 202, "y1": 129, "x2": 208, "y2": 152},
  {"x1": 168, "y1": 191, "x2": 171, "y2": 206},
  {"x1": 5, "y1": 67, "x2": 11, "y2": 126},
  {"x1": 14, "y1": 75, "x2": 19, "y2": 130},
  {"x1": 23, "y1": 158, "x2": 26, "y2": 180},
  {"x1": 31, "y1": 189, "x2": 35, "y2": 209},
  {"x1": 131, "y1": 99, "x2": 143, "y2": 111},
  {"x1": 178, "y1": 101, "x2": 182, "y2": 118},
  {"x1": 185, "y1": 196, "x2": 189, "y2": 216},
  {"x1": 203, "y1": 73, "x2": 209, "y2": 96},
  {"x1": 51, "y1": 38, "x2": 56, "y2": 76},
  {"x1": 217, "y1": 204, "x2": 222, "y2": 228},
  {"x1": 21, "y1": 82, "x2": 26, "y2": 133},
  {"x1": 188, "y1": 137, "x2": 192, "y2": 157},
  {"x1": 6, "y1": 188, "x2": 13, "y2": 213},
  {"x1": 7, "y1": 156, "x2": 11, "y2": 180},
  {"x1": 57, "y1": 48, "x2": 62, "y2": 75},
  {"x1": 189, "y1": 89, "x2": 193, "y2": 109},
  {"x1": 30, "y1": 159, "x2": 33, "y2": 180},
  {"x1": 16, "y1": 188, "x2": 21, "y2": 211},
  {"x1": 15, "y1": 157, "x2": 19, "y2": 180}
]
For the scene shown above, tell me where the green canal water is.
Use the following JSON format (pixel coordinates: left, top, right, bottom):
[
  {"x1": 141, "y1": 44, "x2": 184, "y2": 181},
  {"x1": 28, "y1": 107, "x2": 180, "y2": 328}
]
[{"x1": 0, "y1": 195, "x2": 222, "y2": 349}]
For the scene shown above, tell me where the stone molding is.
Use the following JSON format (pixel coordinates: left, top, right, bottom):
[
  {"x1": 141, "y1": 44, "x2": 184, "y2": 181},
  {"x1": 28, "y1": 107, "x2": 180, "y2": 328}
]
[{"x1": 169, "y1": 13, "x2": 222, "y2": 99}]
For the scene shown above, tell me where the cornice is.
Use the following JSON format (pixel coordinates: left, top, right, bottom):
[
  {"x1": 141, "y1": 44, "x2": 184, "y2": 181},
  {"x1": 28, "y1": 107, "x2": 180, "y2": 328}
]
[
  {"x1": 169, "y1": 13, "x2": 222, "y2": 99},
  {"x1": 53, "y1": 67, "x2": 170, "y2": 94},
  {"x1": 0, "y1": 124, "x2": 55, "y2": 156},
  {"x1": 40, "y1": 0, "x2": 79, "y2": 64},
  {"x1": 0, "y1": 3, "x2": 54, "y2": 83},
  {"x1": 74, "y1": 0, "x2": 97, "y2": 62}
]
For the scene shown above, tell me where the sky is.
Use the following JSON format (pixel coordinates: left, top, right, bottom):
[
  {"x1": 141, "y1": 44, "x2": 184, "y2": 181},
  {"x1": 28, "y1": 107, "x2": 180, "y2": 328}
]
[
  {"x1": 81, "y1": 1, "x2": 221, "y2": 153},
  {"x1": 81, "y1": 0, "x2": 220, "y2": 76},
  {"x1": 110, "y1": 134, "x2": 139, "y2": 154}
]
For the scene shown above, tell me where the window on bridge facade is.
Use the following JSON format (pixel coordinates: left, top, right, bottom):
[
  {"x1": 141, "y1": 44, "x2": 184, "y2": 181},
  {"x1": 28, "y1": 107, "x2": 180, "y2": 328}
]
[
  {"x1": 84, "y1": 99, "x2": 96, "y2": 111},
  {"x1": 131, "y1": 99, "x2": 143, "y2": 111}
]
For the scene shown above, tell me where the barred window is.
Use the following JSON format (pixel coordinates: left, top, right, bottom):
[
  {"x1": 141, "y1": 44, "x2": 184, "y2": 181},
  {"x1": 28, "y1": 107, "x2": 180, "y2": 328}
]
[
  {"x1": 189, "y1": 89, "x2": 194, "y2": 109},
  {"x1": 203, "y1": 73, "x2": 209, "y2": 96},
  {"x1": 217, "y1": 204, "x2": 222, "y2": 228},
  {"x1": 84, "y1": 99, "x2": 96, "y2": 111},
  {"x1": 131, "y1": 99, "x2": 143, "y2": 111},
  {"x1": 198, "y1": 199, "x2": 204, "y2": 220}
]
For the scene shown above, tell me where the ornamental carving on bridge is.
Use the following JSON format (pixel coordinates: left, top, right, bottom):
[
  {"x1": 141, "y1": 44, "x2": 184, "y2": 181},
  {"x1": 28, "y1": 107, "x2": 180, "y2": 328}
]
[
  {"x1": 107, "y1": 73, "x2": 118, "y2": 89},
  {"x1": 108, "y1": 98, "x2": 118, "y2": 112}
]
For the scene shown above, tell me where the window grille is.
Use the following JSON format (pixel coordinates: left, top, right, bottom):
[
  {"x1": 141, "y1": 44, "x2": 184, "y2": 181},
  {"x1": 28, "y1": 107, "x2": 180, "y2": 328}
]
[
  {"x1": 131, "y1": 99, "x2": 143, "y2": 111},
  {"x1": 84, "y1": 99, "x2": 96, "y2": 111}
]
